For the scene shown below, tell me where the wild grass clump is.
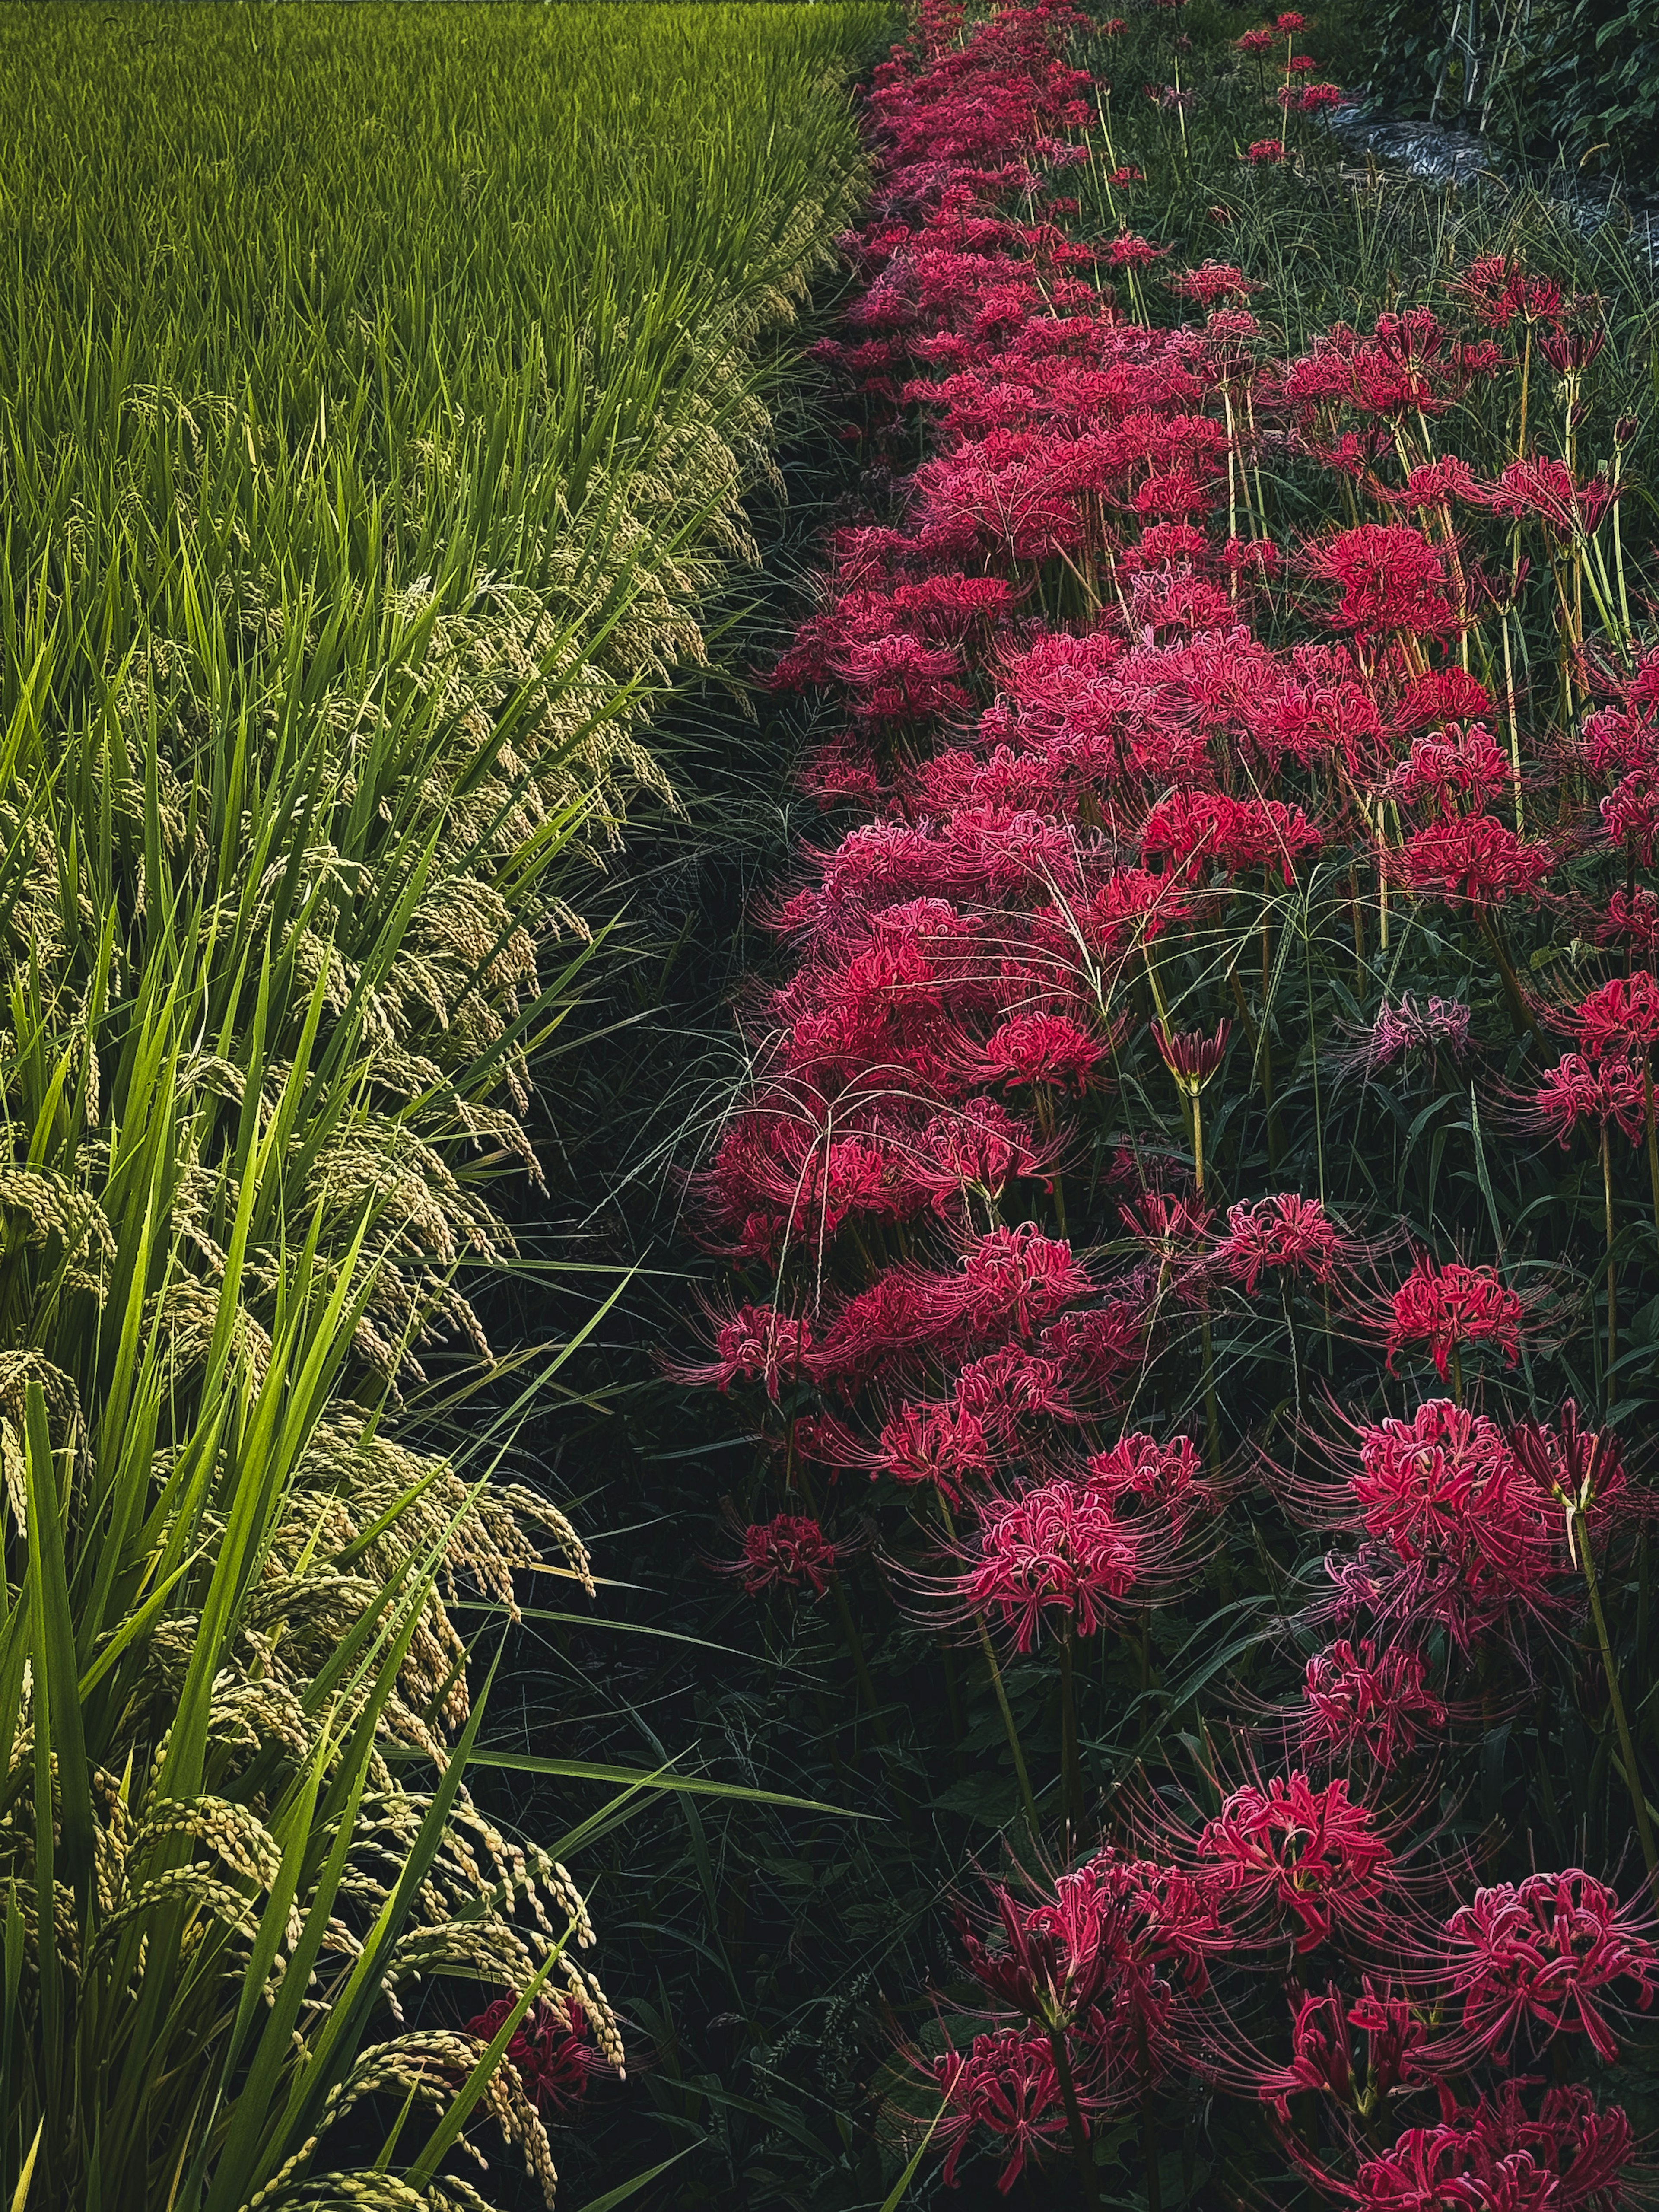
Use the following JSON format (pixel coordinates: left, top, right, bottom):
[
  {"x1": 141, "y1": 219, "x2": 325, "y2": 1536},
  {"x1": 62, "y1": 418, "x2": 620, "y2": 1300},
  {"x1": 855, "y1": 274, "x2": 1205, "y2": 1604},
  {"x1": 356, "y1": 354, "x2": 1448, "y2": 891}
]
[{"x1": 0, "y1": 4, "x2": 887, "y2": 2206}]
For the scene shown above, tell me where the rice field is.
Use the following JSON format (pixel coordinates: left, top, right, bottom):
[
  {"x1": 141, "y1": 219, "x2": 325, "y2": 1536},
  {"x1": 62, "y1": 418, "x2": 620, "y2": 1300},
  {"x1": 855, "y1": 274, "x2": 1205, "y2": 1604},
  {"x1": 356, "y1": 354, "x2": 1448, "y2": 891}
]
[{"x1": 0, "y1": 6, "x2": 882, "y2": 2206}]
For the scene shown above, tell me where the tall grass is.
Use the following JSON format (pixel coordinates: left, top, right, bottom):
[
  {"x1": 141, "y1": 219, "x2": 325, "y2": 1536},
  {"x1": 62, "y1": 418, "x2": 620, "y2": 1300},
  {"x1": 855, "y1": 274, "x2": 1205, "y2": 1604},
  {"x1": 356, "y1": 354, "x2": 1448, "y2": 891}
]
[{"x1": 0, "y1": 5, "x2": 885, "y2": 2205}]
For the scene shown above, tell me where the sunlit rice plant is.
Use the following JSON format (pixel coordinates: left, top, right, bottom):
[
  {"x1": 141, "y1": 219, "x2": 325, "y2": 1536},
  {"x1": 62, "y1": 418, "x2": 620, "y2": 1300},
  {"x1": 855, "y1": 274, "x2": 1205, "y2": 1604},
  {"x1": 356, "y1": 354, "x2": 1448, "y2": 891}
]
[{"x1": 0, "y1": 3, "x2": 886, "y2": 2205}]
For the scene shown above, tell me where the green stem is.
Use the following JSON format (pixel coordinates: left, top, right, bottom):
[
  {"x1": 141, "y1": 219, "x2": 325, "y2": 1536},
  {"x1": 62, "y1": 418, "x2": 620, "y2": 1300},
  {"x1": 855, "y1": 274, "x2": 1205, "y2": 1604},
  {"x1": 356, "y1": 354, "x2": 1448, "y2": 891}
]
[
  {"x1": 1576, "y1": 1505, "x2": 1659, "y2": 1905},
  {"x1": 1059, "y1": 1625, "x2": 1083, "y2": 1845},
  {"x1": 943, "y1": 1496, "x2": 1039, "y2": 1837},
  {"x1": 1603, "y1": 1119, "x2": 1618, "y2": 1393},
  {"x1": 1048, "y1": 2030, "x2": 1101, "y2": 2212}
]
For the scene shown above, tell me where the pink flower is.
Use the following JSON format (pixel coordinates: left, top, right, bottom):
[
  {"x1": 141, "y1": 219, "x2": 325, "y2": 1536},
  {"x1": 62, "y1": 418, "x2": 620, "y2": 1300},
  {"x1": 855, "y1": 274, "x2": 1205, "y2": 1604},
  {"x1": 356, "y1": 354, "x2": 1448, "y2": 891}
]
[
  {"x1": 1214, "y1": 1192, "x2": 1342, "y2": 1293},
  {"x1": 1570, "y1": 969, "x2": 1659, "y2": 1059},
  {"x1": 1107, "y1": 230, "x2": 1169, "y2": 269},
  {"x1": 1298, "y1": 1639, "x2": 1446, "y2": 1769},
  {"x1": 1533, "y1": 1051, "x2": 1647, "y2": 1148},
  {"x1": 1198, "y1": 1772, "x2": 1395, "y2": 1951},
  {"x1": 1443, "y1": 1872, "x2": 1657, "y2": 2063},
  {"x1": 1365, "y1": 994, "x2": 1473, "y2": 1068},
  {"x1": 961, "y1": 1476, "x2": 1142, "y2": 1649},
  {"x1": 1253, "y1": 1980, "x2": 1437, "y2": 2120},
  {"x1": 733, "y1": 1514, "x2": 839, "y2": 1598},
  {"x1": 1346, "y1": 2084, "x2": 1633, "y2": 2211},
  {"x1": 932, "y1": 2030, "x2": 1065, "y2": 2192},
  {"x1": 1384, "y1": 1257, "x2": 1524, "y2": 1378},
  {"x1": 1085, "y1": 1429, "x2": 1209, "y2": 1530},
  {"x1": 464, "y1": 1995, "x2": 610, "y2": 2113},
  {"x1": 669, "y1": 1304, "x2": 815, "y2": 1400}
]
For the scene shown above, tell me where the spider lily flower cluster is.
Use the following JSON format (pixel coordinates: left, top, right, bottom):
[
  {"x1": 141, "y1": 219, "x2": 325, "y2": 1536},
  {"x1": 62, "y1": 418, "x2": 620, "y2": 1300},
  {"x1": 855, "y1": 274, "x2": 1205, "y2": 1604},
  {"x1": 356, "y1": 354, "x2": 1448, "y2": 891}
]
[{"x1": 668, "y1": 0, "x2": 1658, "y2": 2199}]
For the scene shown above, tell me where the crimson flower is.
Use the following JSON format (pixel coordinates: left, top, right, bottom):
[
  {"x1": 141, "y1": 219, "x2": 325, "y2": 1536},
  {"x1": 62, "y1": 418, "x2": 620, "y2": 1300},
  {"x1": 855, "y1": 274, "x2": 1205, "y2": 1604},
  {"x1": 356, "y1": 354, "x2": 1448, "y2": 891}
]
[
  {"x1": 464, "y1": 1995, "x2": 607, "y2": 2114},
  {"x1": 1299, "y1": 1640, "x2": 1447, "y2": 1770},
  {"x1": 732, "y1": 1514, "x2": 839, "y2": 1598},
  {"x1": 1532, "y1": 1050, "x2": 1646, "y2": 1148},
  {"x1": 1254, "y1": 1980, "x2": 1438, "y2": 2121},
  {"x1": 953, "y1": 1851, "x2": 1219, "y2": 2093},
  {"x1": 1198, "y1": 1772, "x2": 1395, "y2": 1951},
  {"x1": 1214, "y1": 1192, "x2": 1343, "y2": 1294},
  {"x1": 976, "y1": 1010, "x2": 1103, "y2": 1092},
  {"x1": 1108, "y1": 230, "x2": 1169, "y2": 269},
  {"x1": 1322, "y1": 1398, "x2": 1562, "y2": 1652},
  {"x1": 1343, "y1": 2083, "x2": 1633, "y2": 2211},
  {"x1": 668, "y1": 1303, "x2": 815, "y2": 1400},
  {"x1": 960, "y1": 1476, "x2": 1142, "y2": 1649},
  {"x1": 1307, "y1": 523, "x2": 1459, "y2": 639},
  {"x1": 1246, "y1": 136, "x2": 1289, "y2": 161},
  {"x1": 1570, "y1": 969, "x2": 1659, "y2": 1060},
  {"x1": 1383, "y1": 1256, "x2": 1524, "y2": 1379},
  {"x1": 932, "y1": 2030, "x2": 1065, "y2": 2192},
  {"x1": 1442, "y1": 1871, "x2": 1657, "y2": 2063}
]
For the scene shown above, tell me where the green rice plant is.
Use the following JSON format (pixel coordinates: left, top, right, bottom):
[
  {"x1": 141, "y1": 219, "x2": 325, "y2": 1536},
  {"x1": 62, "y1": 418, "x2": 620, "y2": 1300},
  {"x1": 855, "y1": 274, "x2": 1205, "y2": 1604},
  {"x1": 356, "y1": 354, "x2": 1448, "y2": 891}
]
[{"x1": 0, "y1": 3, "x2": 887, "y2": 2203}]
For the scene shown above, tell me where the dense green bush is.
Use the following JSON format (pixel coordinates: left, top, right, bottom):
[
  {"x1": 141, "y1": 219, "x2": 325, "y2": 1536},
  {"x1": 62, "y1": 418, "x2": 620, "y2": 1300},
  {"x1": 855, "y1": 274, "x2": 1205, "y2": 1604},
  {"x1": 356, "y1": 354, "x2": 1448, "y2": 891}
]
[{"x1": 1357, "y1": 0, "x2": 1659, "y2": 181}]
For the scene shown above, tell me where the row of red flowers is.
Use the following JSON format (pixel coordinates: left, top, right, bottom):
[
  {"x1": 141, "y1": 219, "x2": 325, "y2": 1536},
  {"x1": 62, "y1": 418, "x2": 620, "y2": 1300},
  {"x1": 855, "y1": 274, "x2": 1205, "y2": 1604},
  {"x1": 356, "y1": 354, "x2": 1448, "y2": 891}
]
[{"x1": 673, "y1": 1, "x2": 1657, "y2": 2202}]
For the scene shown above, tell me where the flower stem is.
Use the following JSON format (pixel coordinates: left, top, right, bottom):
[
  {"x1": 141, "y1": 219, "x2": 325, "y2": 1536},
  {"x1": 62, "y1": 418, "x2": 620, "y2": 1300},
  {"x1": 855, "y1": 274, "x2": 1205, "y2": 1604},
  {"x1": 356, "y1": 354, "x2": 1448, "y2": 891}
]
[
  {"x1": 942, "y1": 1496, "x2": 1039, "y2": 1836},
  {"x1": 1575, "y1": 1505, "x2": 1659, "y2": 1906},
  {"x1": 1603, "y1": 1119, "x2": 1618, "y2": 1390},
  {"x1": 1059, "y1": 1624, "x2": 1084, "y2": 1844},
  {"x1": 1047, "y1": 2030, "x2": 1101, "y2": 2212}
]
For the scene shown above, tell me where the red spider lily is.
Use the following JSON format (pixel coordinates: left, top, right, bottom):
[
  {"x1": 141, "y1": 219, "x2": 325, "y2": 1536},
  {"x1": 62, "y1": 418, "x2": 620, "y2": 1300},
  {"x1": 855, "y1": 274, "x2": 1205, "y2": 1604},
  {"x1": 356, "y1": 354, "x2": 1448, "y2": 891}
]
[
  {"x1": 1596, "y1": 885, "x2": 1659, "y2": 953},
  {"x1": 1488, "y1": 455, "x2": 1620, "y2": 539},
  {"x1": 1107, "y1": 230, "x2": 1169, "y2": 269},
  {"x1": 974, "y1": 1010, "x2": 1104, "y2": 1092},
  {"x1": 1302, "y1": 1398, "x2": 1567, "y2": 1654},
  {"x1": 1384, "y1": 722, "x2": 1513, "y2": 813},
  {"x1": 1298, "y1": 1640, "x2": 1447, "y2": 1770},
  {"x1": 1246, "y1": 136, "x2": 1289, "y2": 161},
  {"x1": 1306, "y1": 523, "x2": 1461, "y2": 639},
  {"x1": 954, "y1": 1849, "x2": 1220, "y2": 2069},
  {"x1": 1213, "y1": 1192, "x2": 1345, "y2": 1294},
  {"x1": 1569, "y1": 969, "x2": 1659, "y2": 1059},
  {"x1": 1450, "y1": 254, "x2": 1565, "y2": 331},
  {"x1": 1291, "y1": 83, "x2": 1345, "y2": 111},
  {"x1": 1442, "y1": 1871, "x2": 1658, "y2": 2064},
  {"x1": 1176, "y1": 265, "x2": 1265, "y2": 309},
  {"x1": 666, "y1": 1303, "x2": 815, "y2": 1400},
  {"x1": 728, "y1": 1513, "x2": 839, "y2": 1598},
  {"x1": 1140, "y1": 789, "x2": 1322, "y2": 882},
  {"x1": 1333, "y1": 2082, "x2": 1633, "y2": 2211},
  {"x1": 1237, "y1": 25, "x2": 1275, "y2": 47},
  {"x1": 1084, "y1": 1429, "x2": 1212, "y2": 1532},
  {"x1": 1197, "y1": 1771, "x2": 1397, "y2": 1952},
  {"x1": 1275, "y1": 10, "x2": 1307, "y2": 26},
  {"x1": 959, "y1": 1476, "x2": 1144, "y2": 1649},
  {"x1": 1363, "y1": 994, "x2": 1473, "y2": 1069},
  {"x1": 870, "y1": 1400, "x2": 998, "y2": 1498},
  {"x1": 1532, "y1": 1050, "x2": 1647, "y2": 1149},
  {"x1": 1252, "y1": 1980, "x2": 1441, "y2": 2122},
  {"x1": 1382, "y1": 1257, "x2": 1525, "y2": 1378},
  {"x1": 1389, "y1": 812, "x2": 1557, "y2": 906},
  {"x1": 464, "y1": 1995, "x2": 609, "y2": 2113},
  {"x1": 931, "y1": 2028, "x2": 1066, "y2": 2191}
]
